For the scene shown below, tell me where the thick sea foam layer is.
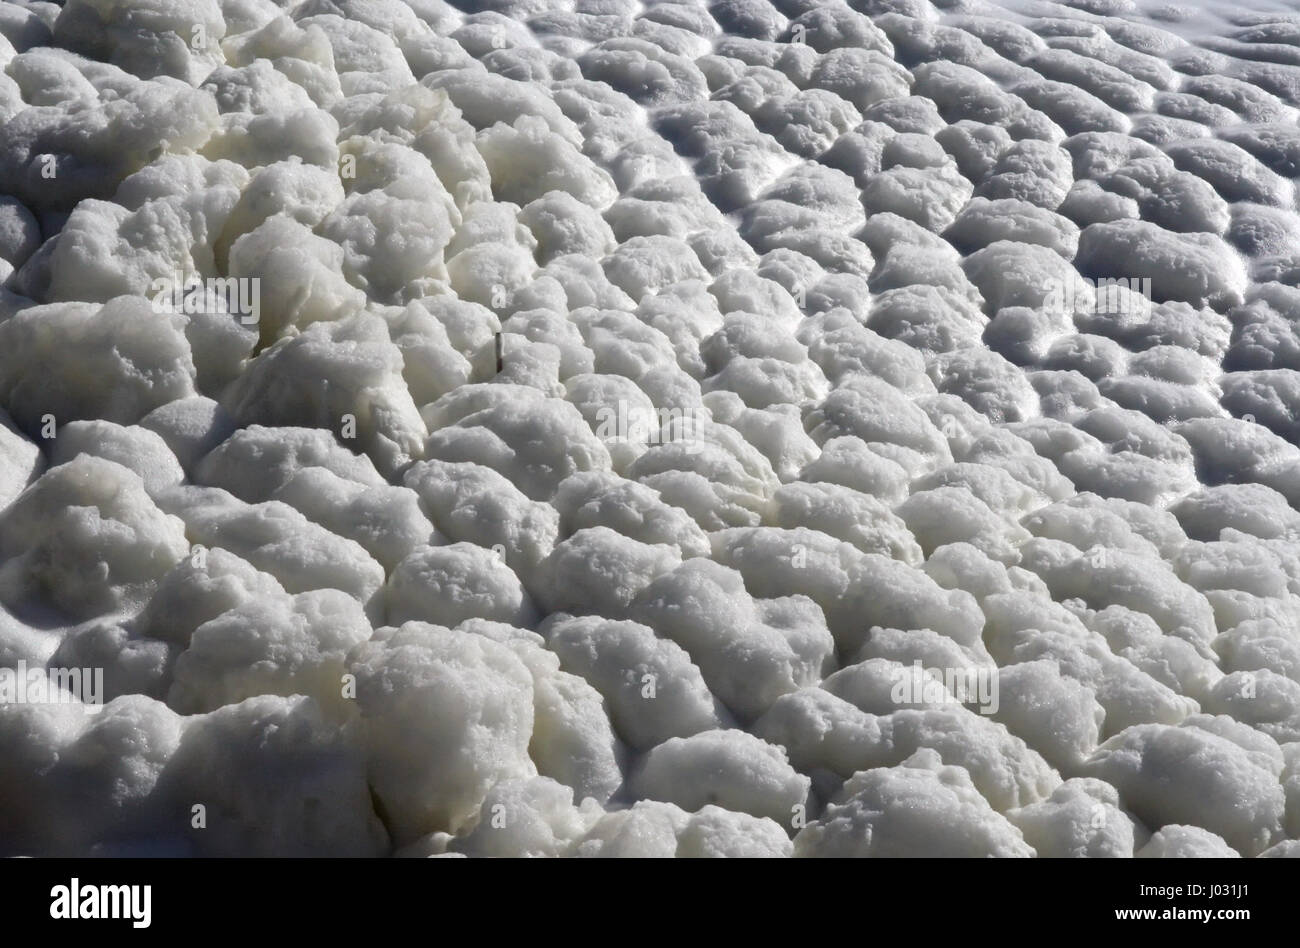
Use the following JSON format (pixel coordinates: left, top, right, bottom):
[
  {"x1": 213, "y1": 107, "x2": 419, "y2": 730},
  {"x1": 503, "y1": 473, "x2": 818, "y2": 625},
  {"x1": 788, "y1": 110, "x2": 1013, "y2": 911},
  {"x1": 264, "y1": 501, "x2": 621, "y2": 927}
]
[{"x1": 2, "y1": 0, "x2": 1300, "y2": 857}]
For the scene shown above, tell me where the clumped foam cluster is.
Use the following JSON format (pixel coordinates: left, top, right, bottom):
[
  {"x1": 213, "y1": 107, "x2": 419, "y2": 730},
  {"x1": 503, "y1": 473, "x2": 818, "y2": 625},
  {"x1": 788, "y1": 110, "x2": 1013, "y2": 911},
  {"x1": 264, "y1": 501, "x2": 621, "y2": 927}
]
[{"x1": 2, "y1": 0, "x2": 1300, "y2": 857}]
